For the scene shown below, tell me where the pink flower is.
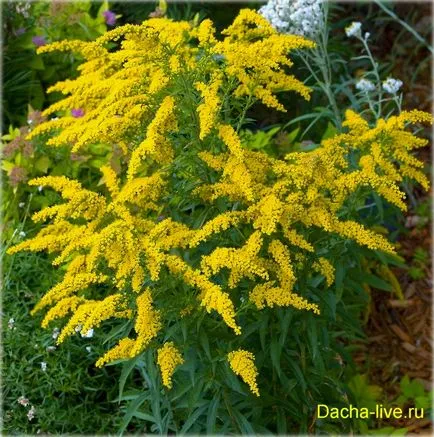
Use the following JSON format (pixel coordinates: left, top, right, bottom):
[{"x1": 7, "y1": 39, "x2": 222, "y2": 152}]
[
  {"x1": 18, "y1": 396, "x2": 29, "y2": 407},
  {"x1": 32, "y1": 35, "x2": 46, "y2": 47},
  {"x1": 71, "y1": 108, "x2": 84, "y2": 118},
  {"x1": 103, "y1": 10, "x2": 116, "y2": 26}
]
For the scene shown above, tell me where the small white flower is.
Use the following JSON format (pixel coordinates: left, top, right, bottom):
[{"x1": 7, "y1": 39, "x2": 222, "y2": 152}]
[
  {"x1": 52, "y1": 327, "x2": 60, "y2": 340},
  {"x1": 345, "y1": 21, "x2": 362, "y2": 38},
  {"x1": 74, "y1": 324, "x2": 83, "y2": 333},
  {"x1": 27, "y1": 405, "x2": 36, "y2": 421},
  {"x1": 40, "y1": 362, "x2": 47, "y2": 372},
  {"x1": 86, "y1": 346, "x2": 92, "y2": 353},
  {"x1": 81, "y1": 328, "x2": 94, "y2": 338},
  {"x1": 38, "y1": 185, "x2": 43, "y2": 192},
  {"x1": 19, "y1": 202, "x2": 25, "y2": 208},
  {"x1": 356, "y1": 78, "x2": 376, "y2": 92},
  {"x1": 46, "y1": 346, "x2": 56, "y2": 352},
  {"x1": 17, "y1": 396, "x2": 29, "y2": 407},
  {"x1": 27, "y1": 119, "x2": 33, "y2": 125},
  {"x1": 364, "y1": 32, "x2": 370, "y2": 40},
  {"x1": 382, "y1": 77, "x2": 403, "y2": 94},
  {"x1": 19, "y1": 231, "x2": 26, "y2": 237},
  {"x1": 8, "y1": 318, "x2": 15, "y2": 330}
]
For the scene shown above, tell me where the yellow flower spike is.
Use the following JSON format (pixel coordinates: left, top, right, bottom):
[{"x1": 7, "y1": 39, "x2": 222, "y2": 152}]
[
  {"x1": 249, "y1": 282, "x2": 320, "y2": 314},
  {"x1": 80, "y1": 294, "x2": 127, "y2": 335},
  {"x1": 313, "y1": 257, "x2": 335, "y2": 287},
  {"x1": 157, "y1": 342, "x2": 184, "y2": 389},
  {"x1": 189, "y1": 211, "x2": 246, "y2": 248},
  {"x1": 41, "y1": 296, "x2": 85, "y2": 329},
  {"x1": 100, "y1": 165, "x2": 120, "y2": 197},
  {"x1": 165, "y1": 255, "x2": 241, "y2": 334},
  {"x1": 227, "y1": 349, "x2": 260, "y2": 396},
  {"x1": 95, "y1": 338, "x2": 136, "y2": 368},
  {"x1": 130, "y1": 289, "x2": 162, "y2": 356},
  {"x1": 191, "y1": 18, "x2": 217, "y2": 47},
  {"x1": 127, "y1": 96, "x2": 177, "y2": 179},
  {"x1": 195, "y1": 72, "x2": 222, "y2": 140}
]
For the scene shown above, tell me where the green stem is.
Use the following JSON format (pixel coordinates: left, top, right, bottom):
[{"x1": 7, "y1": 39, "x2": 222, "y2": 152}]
[
  {"x1": 374, "y1": 0, "x2": 434, "y2": 55},
  {"x1": 236, "y1": 94, "x2": 254, "y2": 133},
  {"x1": 359, "y1": 36, "x2": 383, "y2": 119}
]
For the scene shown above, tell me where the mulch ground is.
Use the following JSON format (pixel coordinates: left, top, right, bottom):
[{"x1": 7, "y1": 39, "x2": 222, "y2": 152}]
[
  {"x1": 353, "y1": 191, "x2": 432, "y2": 434},
  {"x1": 350, "y1": 3, "x2": 432, "y2": 433}
]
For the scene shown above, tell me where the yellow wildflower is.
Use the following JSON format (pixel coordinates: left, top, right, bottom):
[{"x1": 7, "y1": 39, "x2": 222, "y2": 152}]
[
  {"x1": 195, "y1": 73, "x2": 222, "y2": 140},
  {"x1": 157, "y1": 342, "x2": 184, "y2": 389},
  {"x1": 249, "y1": 282, "x2": 320, "y2": 314},
  {"x1": 312, "y1": 258, "x2": 335, "y2": 287},
  {"x1": 227, "y1": 349, "x2": 260, "y2": 396}
]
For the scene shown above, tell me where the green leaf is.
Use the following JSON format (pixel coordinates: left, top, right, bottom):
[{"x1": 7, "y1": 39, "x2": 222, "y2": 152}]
[
  {"x1": 119, "y1": 392, "x2": 150, "y2": 434},
  {"x1": 180, "y1": 404, "x2": 208, "y2": 434},
  {"x1": 1, "y1": 160, "x2": 15, "y2": 173},
  {"x1": 29, "y1": 55, "x2": 45, "y2": 71},
  {"x1": 206, "y1": 394, "x2": 220, "y2": 434},
  {"x1": 276, "y1": 408, "x2": 287, "y2": 434},
  {"x1": 35, "y1": 156, "x2": 51, "y2": 174},
  {"x1": 348, "y1": 374, "x2": 382, "y2": 410},
  {"x1": 232, "y1": 409, "x2": 255, "y2": 434},
  {"x1": 199, "y1": 331, "x2": 211, "y2": 361},
  {"x1": 118, "y1": 355, "x2": 141, "y2": 403},
  {"x1": 259, "y1": 314, "x2": 269, "y2": 351},
  {"x1": 270, "y1": 338, "x2": 282, "y2": 378},
  {"x1": 307, "y1": 319, "x2": 318, "y2": 361},
  {"x1": 321, "y1": 122, "x2": 338, "y2": 140},
  {"x1": 355, "y1": 272, "x2": 393, "y2": 292},
  {"x1": 415, "y1": 396, "x2": 430, "y2": 409},
  {"x1": 286, "y1": 127, "x2": 300, "y2": 144},
  {"x1": 278, "y1": 310, "x2": 292, "y2": 346},
  {"x1": 286, "y1": 358, "x2": 306, "y2": 391},
  {"x1": 133, "y1": 410, "x2": 157, "y2": 423},
  {"x1": 335, "y1": 260, "x2": 344, "y2": 301}
]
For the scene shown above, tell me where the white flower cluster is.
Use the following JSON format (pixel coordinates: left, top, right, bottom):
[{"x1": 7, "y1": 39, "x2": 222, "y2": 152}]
[
  {"x1": 345, "y1": 21, "x2": 362, "y2": 38},
  {"x1": 259, "y1": 0, "x2": 325, "y2": 38},
  {"x1": 81, "y1": 328, "x2": 94, "y2": 338},
  {"x1": 382, "y1": 77, "x2": 403, "y2": 94},
  {"x1": 356, "y1": 78, "x2": 376, "y2": 92},
  {"x1": 27, "y1": 405, "x2": 36, "y2": 421},
  {"x1": 17, "y1": 396, "x2": 36, "y2": 421}
]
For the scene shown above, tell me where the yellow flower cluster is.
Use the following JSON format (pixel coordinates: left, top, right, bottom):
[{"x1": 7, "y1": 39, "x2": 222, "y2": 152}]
[
  {"x1": 8, "y1": 9, "x2": 431, "y2": 389},
  {"x1": 227, "y1": 349, "x2": 260, "y2": 396},
  {"x1": 195, "y1": 73, "x2": 223, "y2": 140},
  {"x1": 157, "y1": 342, "x2": 184, "y2": 389},
  {"x1": 215, "y1": 9, "x2": 315, "y2": 111},
  {"x1": 313, "y1": 258, "x2": 335, "y2": 287},
  {"x1": 96, "y1": 289, "x2": 161, "y2": 367},
  {"x1": 26, "y1": 9, "x2": 311, "y2": 155}
]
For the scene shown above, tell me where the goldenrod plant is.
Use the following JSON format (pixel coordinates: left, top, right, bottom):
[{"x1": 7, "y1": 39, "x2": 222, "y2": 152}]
[{"x1": 5, "y1": 7, "x2": 431, "y2": 434}]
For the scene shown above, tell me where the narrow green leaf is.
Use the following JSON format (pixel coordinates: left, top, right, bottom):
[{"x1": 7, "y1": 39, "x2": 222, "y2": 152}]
[
  {"x1": 232, "y1": 409, "x2": 255, "y2": 434},
  {"x1": 270, "y1": 338, "x2": 282, "y2": 378},
  {"x1": 206, "y1": 394, "x2": 220, "y2": 434},
  {"x1": 119, "y1": 392, "x2": 149, "y2": 435},
  {"x1": 180, "y1": 404, "x2": 208, "y2": 434},
  {"x1": 118, "y1": 355, "x2": 141, "y2": 403}
]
